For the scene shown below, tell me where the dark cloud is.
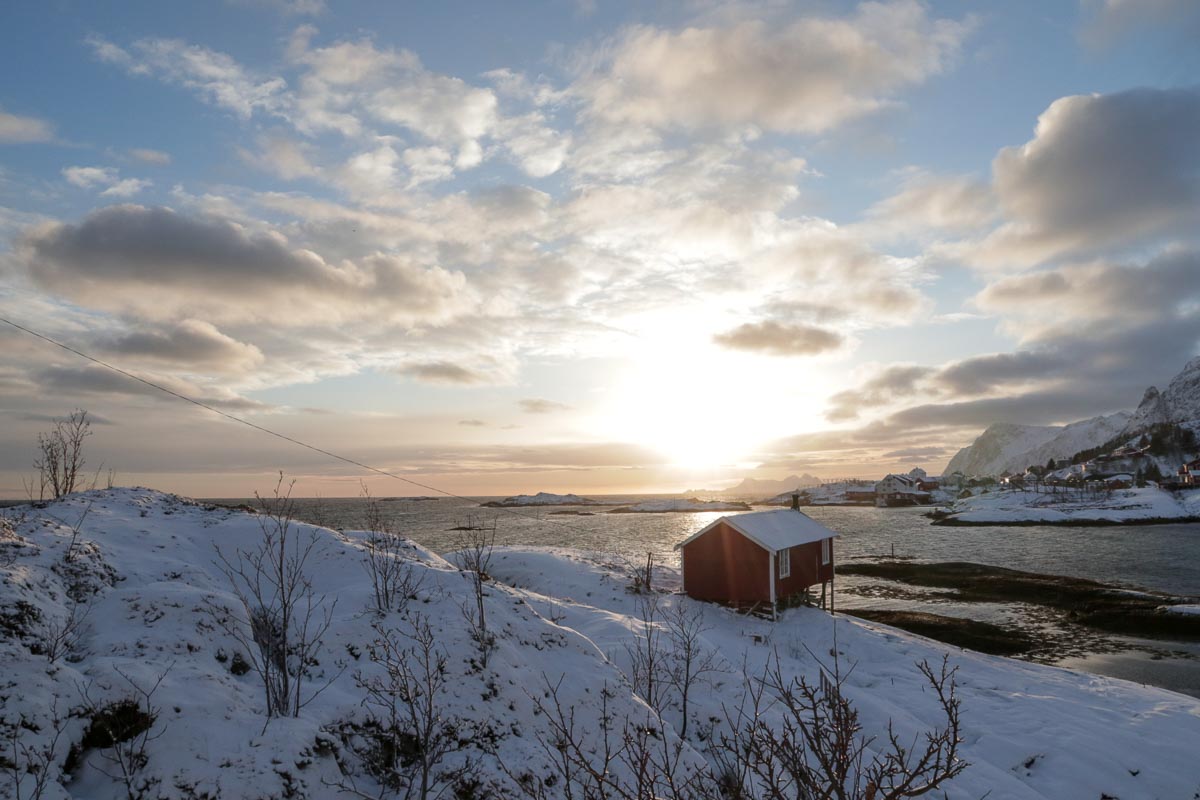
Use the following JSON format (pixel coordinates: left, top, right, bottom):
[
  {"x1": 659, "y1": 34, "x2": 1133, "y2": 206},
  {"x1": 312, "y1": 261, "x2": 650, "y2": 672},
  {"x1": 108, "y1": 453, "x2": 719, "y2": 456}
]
[
  {"x1": 713, "y1": 321, "x2": 844, "y2": 357},
  {"x1": 103, "y1": 319, "x2": 263, "y2": 371},
  {"x1": 21, "y1": 205, "x2": 469, "y2": 325},
  {"x1": 519, "y1": 398, "x2": 571, "y2": 414},
  {"x1": 825, "y1": 364, "x2": 932, "y2": 421},
  {"x1": 396, "y1": 361, "x2": 489, "y2": 386},
  {"x1": 34, "y1": 364, "x2": 270, "y2": 412},
  {"x1": 978, "y1": 87, "x2": 1200, "y2": 265}
]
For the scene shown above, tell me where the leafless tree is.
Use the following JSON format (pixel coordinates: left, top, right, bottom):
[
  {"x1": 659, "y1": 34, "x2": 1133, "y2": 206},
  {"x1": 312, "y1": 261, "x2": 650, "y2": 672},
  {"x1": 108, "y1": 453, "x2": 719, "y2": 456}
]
[
  {"x1": 455, "y1": 522, "x2": 496, "y2": 669},
  {"x1": 663, "y1": 603, "x2": 724, "y2": 739},
  {"x1": 717, "y1": 648, "x2": 967, "y2": 800},
  {"x1": 331, "y1": 614, "x2": 466, "y2": 800},
  {"x1": 62, "y1": 501, "x2": 92, "y2": 565},
  {"x1": 624, "y1": 594, "x2": 669, "y2": 714},
  {"x1": 2, "y1": 698, "x2": 69, "y2": 800},
  {"x1": 361, "y1": 485, "x2": 424, "y2": 616},
  {"x1": 209, "y1": 473, "x2": 339, "y2": 718},
  {"x1": 77, "y1": 664, "x2": 171, "y2": 800},
  {"x1": 30, "y1": 410, "x2": 92, "y2": 501}
]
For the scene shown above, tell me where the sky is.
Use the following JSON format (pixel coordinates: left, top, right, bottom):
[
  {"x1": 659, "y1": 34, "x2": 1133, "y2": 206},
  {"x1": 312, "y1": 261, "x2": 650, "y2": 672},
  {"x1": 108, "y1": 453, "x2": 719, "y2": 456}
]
[{"x1": 1, "y1": 0, "x2": 1199, "y2": 498}]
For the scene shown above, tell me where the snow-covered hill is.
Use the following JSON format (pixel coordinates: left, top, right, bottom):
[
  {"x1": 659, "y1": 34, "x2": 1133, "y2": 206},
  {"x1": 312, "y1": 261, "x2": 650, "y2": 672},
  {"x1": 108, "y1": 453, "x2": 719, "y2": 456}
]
[
  {"x1": 481, "y1": 491, "x2": 600, "y2": 506},
  {"x1": 3, "y1": 489, "x2": 1200, "y2": 799}
]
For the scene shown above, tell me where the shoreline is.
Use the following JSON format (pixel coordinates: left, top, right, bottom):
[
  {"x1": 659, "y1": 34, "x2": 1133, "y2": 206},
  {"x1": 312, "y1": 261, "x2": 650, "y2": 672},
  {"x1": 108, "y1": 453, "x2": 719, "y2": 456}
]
[{"x1": 932, "y1": 515, "x2": 1200, "y2": 527}]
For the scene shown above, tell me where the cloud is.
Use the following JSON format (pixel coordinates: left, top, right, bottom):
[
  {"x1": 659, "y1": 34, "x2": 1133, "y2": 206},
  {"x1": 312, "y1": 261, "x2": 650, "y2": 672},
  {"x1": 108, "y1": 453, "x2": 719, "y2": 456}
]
[
  {"x1": 62, "y1": 166, "x2": 117, "y2": 188},
  {"x1": 457, "y1": 419, "x2": 486, "y2": 427},
  {"x1": 396, "y1": 361, "x2": 489, "y2": 386},
  {"x1": 577, "y1": 0, "x2": 973, "y2": 134},
  {"x1": 0, "y1": 108, "x2": 54, "y2": 143},
  {"x1": 973, "y1": 87, "x2": 1200, "y2": 268},
  {"x1": 519, "y1": 398, "x2": 571, "y2": 414},
  {"x1": 713, "y1": 321, "x2": 844, "y2": 356},
  {"x1": 102, "y1": 319, "x2": 264, "y2": 372},
  {"x1": 62, "y1": 166, "x2": 151, "y2": 196},
  {"x1": 33, "y1": 364, "x2": 270, "y2": 411},
  {"x1": 20, "y1": 205, "x2": 471, "y2": 326},
  {"x1": 866, "y1": 172, "x2": 997, "y2": 236},
  {"x1": 88, "y1": 35, "x2": 287, "y2": 120},
  {"x1": 100, "y1": 178, "x2": 153, "y2": 197},
  {"x1": 1080, "y1": 0, "x2": 1200, "y2": 48},
  {"x1": 825, "y1": 364, "x2": 932, "y2": 421},
  {"x1": 228, "y1": 0, "x2": 326, "y2": 15},
  {"x1": 129, "y1": 148, "x2": 171, "y2": 165}
]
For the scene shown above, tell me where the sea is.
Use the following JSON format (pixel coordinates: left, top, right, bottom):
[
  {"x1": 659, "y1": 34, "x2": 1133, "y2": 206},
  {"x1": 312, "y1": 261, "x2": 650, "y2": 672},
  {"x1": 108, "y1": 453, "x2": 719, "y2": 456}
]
[{"x1": 210, "y1": 495, "x2": 1200, "y2": 698}]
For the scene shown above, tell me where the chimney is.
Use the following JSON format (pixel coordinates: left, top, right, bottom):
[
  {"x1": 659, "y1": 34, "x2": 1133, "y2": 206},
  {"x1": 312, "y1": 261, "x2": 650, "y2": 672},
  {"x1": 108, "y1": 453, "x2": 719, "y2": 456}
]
[{"x1": 791, "y1": 492, "x2": 801, "y2": 511}]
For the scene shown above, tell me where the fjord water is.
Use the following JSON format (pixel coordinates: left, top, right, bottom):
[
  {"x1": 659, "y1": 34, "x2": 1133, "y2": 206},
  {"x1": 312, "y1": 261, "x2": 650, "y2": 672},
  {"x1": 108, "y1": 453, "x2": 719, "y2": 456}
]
[{"x1": 219, "y1": 496, "x2": 1200, "y2": 696}]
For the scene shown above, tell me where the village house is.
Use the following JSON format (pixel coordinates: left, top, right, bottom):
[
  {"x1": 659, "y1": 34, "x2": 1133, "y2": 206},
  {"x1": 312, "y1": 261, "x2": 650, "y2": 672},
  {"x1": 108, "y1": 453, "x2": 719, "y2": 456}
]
[
  {"x1": 1178, "y1": 458, "x2": 1200, "y2": 486},
  {"x1": 674, "y1": 494, "x2": 837, "y2": 617},
  {"x1": 874, "y1": 471, "x2": 934, "y2": 506}
]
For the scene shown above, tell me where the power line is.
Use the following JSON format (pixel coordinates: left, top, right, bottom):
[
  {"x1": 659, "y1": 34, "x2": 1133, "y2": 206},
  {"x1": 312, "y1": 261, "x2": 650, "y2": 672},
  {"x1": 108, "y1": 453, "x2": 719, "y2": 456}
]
[{"x1": 0, "y1": 315, "x2": 591, "y2": 531}]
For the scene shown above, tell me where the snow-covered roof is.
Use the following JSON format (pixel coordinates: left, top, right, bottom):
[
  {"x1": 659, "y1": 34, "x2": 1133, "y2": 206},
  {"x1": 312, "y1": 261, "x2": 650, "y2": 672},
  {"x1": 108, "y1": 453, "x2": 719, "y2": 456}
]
[{"x1": 674, "y1": 508, "x2": 838, "y2": 553}]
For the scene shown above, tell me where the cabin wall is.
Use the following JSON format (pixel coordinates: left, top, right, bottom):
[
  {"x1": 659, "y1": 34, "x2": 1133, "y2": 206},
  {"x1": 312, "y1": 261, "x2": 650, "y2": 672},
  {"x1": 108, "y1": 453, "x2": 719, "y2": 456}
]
[
  {"x1": 775, "y1": 539, "x2": 834, "y2": 599},
  {"x1": 681, "y1": 522, "x2": 771, "y2": 604}
]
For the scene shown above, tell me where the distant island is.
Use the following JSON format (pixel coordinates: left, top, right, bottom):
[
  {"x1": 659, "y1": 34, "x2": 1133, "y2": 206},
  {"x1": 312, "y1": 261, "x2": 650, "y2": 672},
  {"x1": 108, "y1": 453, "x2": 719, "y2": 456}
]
[
  {"x1": 607, "y1": 498, "x2": 751, "y2": 513},
  {"x1": 482, "y1": 492, "x2": 600, "y2": 507}
]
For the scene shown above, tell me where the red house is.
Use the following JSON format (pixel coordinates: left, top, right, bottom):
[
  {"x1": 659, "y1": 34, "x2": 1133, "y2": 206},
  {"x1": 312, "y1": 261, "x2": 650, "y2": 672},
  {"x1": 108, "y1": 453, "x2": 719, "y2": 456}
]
[{"x1": 674, "y1": 496, "x2": 837, "y2": 617}]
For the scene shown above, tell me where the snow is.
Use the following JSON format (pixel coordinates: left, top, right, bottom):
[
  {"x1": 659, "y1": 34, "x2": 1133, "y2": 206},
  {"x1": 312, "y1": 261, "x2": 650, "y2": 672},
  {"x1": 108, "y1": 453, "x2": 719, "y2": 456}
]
[
  {"x1": 3, "y1": 489, "x2": 1200, "y2": 799},
  {"x1": 945, "y1": 414, "x2": 1130, "y2": 479},
  {"x1": 481, "y1": 491, "x2": 599, "y2": 506},
  {"x1": 677, "y1": 508, "x2": 837, "y2": 553},
  {"x1": 938, "y1": 486, "x2": 1200, "y2": 525},
  {"x1": 1162, "y1": 604, "x2": 1200, "y2": 616},
  {"x1": 607, "y1": 498, "x2": 750, "y2": 513}
]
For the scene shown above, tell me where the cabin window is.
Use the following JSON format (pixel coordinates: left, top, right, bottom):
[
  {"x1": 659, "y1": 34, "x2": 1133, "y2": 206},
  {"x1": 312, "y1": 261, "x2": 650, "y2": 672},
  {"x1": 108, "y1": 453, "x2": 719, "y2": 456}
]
[
  {"x1": 821, "y1": 538, "x2": 831, "y2": 565},
  {"x1": 779, "y1": 547, "x2": 791, "y2": 578}
]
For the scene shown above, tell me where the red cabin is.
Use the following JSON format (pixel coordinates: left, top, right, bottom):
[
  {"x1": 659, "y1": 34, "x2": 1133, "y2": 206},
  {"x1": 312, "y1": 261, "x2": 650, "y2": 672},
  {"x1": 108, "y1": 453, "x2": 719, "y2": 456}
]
[{"x1": 674, "y1": 497, "x2": 837, "y2": 616}]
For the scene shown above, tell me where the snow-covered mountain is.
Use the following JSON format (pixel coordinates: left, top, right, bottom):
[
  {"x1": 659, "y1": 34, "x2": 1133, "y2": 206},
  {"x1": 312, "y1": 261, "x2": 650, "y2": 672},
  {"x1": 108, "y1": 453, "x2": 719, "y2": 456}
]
[
  {"x1": 945, "y1": 414, "x2": 1130, "y2": 477},
  {"x1": 946, "y1": 356, "x2": 1200, "y2": 477},
  {"x1": 713, "y1": 474, "x2": 821, "y2": 497},
  {"x1": 1123, "y1": 356, "x2": 1200, "y2": 434}
]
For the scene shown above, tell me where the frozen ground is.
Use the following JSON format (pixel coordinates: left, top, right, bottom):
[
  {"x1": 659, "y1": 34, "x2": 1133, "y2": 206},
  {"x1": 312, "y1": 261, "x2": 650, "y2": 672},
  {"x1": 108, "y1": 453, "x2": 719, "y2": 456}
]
[
  {"x1": 2, "y1": 489, "x2": 1199, "y2": 799},
  {"x1": 938, "y1": 486, "x2": 1200, "y2": 525}
]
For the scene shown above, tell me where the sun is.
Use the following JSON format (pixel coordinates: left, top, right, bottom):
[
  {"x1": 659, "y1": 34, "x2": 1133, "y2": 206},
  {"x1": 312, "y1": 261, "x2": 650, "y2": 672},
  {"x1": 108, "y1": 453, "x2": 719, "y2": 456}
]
[{"x1": 597, "y1": 319, "x2": 829, "y2": 471}]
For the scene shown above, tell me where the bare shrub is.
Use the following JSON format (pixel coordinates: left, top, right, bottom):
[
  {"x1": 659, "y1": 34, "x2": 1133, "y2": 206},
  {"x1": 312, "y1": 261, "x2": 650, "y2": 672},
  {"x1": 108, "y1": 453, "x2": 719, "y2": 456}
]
[
  {"x1": 507, "y1": 677, "x2": 716, "y2": 800},
  {"x1": 208, "y1": 473, "x2": 339, "y2": 718},
  {"x1": 717, "y1": 648, "x2": 967, "y2": 800},
  {"x1": 1, "y1": 698, "x2": 69, "y2": 800},
  {"x1": 40, "y1": 596, "x2": 91, "y2": 664},
  {"x1": 455, "y1": 523, "x2": 496, "y2": 669},
  {"x1": 76, "y1": 664, "x2": 170, "y2": 800},
  {"x1": 361, "y1": 486, "x2": 424, "y2": 616},
  {"x1": 331, "y1": 614, "x2": 467, "y2": 799},
  {"x1": 624, "y1": 594, "x2": 669, "y2": 714},
  {"x1": 627, "y1": 552, "x2": 655, "y2": 594},
  {"x1": 29, "y1": 410, "x2": 92, "y2": 501}
]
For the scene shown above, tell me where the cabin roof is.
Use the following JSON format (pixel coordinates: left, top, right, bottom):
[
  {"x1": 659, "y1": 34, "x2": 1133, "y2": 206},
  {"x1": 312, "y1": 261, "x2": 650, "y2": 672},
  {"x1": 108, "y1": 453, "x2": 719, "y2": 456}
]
[{"x1": 674, "y1": 508, "x2": 838, "y2": 554}]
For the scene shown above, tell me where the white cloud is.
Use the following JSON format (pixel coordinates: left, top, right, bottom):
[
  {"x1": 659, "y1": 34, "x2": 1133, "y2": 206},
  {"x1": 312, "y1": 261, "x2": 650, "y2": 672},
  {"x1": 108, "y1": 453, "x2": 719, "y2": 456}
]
[
  {"x1": 576, "y1": 0, "x2": 974, "y2": 135},
  {"x1": 129, "y1": 148, "x2": 172, "y2": 165},
  {"x1": 62, "y1": 166, "x2": 151, "y2": 197},
  {"x1": 0, "y1": 108, "x2": 54, "y2": 143}
]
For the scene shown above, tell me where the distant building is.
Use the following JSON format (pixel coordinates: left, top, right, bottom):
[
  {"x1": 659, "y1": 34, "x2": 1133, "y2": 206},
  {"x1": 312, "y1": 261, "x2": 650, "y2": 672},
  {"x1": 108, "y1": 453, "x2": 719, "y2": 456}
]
[
  {"x1": 907, "y1": 467, "x2": 928, "y2": 481},
  {"x1": 874, "y1": 473, "x2": 933, "y2": 507},
  {"x1": 1178, "y1": 459, "x2": 1200, "y2": 486},
  {"x1": 675, "y1": 494, "x2": 837, "y2": 616}
]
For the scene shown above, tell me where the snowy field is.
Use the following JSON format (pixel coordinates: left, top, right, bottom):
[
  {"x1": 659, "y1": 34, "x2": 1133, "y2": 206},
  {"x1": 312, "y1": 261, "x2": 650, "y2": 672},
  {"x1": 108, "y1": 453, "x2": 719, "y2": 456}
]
[
  {"x1": 2, "y1": 489, "x2": 1199, "y2": 799},
  {"x1": 940, "y1": 486, "x2": 1200, "y2": 525}
]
